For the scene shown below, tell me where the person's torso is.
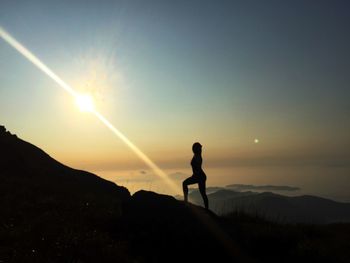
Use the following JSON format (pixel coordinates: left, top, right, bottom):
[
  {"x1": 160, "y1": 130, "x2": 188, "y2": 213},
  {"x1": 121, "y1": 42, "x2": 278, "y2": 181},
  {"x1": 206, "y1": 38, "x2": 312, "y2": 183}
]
[{"x1": 191, "y1": 155, "x2": 206, "y2": 178}]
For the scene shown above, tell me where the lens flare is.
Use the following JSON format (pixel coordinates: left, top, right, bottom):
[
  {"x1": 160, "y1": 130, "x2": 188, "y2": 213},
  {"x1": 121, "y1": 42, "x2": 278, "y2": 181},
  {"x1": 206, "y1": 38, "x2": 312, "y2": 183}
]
[{"x1": 0, "y1": 26, "x2": 180, "y2": 194}]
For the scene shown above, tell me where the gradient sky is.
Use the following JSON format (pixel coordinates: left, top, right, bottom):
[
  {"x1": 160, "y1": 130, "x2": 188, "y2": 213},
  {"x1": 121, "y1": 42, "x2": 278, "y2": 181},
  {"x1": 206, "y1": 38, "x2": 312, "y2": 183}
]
[{"x1": 1, "y1": 1, "x2": 349, "y2": 199}]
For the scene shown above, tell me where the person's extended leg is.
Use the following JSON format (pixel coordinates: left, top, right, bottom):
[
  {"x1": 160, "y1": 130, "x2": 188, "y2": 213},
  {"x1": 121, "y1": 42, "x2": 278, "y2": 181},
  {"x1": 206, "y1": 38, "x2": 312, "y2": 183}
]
[
  {"x1": 198, "y1": 180, "x2": 209, "y2": 210},
  {"x1": 183, "y1": 176, "x2": 198, "y2": 203}
]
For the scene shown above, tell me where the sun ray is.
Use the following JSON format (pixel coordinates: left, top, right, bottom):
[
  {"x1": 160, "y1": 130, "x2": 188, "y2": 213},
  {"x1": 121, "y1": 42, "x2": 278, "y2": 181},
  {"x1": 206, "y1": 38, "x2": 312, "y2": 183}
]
[{"x1": 0, "y1": 27, "x2": 77, "y2": 97}]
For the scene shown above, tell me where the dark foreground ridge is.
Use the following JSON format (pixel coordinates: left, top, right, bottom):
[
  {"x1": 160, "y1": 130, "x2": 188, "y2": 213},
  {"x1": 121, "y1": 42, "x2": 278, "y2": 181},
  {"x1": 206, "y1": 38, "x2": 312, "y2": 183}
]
[{"x1": 1, "y1": 126, "x2": 349, "y2": 263}]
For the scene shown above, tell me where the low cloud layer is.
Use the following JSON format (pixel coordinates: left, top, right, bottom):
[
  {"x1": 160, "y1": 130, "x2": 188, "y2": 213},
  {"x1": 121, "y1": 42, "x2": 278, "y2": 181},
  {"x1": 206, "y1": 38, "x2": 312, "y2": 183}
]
[{"x1": 226, "y1": 184, "x2": 300, "y2": 192}]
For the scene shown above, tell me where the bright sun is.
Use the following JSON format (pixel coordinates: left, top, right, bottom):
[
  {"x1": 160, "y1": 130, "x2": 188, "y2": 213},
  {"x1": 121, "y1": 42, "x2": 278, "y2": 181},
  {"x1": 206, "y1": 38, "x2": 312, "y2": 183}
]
[{"x1": 76, "y1": 94, "x2": 95, "y2": 112}]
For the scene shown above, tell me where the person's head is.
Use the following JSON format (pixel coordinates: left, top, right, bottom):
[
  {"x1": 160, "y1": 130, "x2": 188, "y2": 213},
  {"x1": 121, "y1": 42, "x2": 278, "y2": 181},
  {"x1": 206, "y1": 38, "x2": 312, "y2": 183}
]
[{"x1": 192, "y1": 142, "x2": 202, "y2": 154}]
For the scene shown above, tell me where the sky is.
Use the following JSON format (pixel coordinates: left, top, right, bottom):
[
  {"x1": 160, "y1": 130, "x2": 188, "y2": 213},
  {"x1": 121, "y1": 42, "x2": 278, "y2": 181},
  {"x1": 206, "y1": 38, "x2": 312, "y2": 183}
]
[{"x1": 1, "y1": 0, "x2": 349, "y2": 200}]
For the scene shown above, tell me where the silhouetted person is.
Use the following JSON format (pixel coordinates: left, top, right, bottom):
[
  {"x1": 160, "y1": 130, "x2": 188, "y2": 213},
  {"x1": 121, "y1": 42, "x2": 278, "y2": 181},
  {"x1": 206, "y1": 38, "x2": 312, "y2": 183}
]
[{"x1": 183, "y1": 142, "x2": 209, "y2": 209}]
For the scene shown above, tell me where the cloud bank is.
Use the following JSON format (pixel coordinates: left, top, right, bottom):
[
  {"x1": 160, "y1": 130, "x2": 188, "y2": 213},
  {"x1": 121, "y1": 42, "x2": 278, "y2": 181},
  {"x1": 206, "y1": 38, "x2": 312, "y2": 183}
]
[{"x1": 226, "y1": 184, "x2": 300, "y2": 192}]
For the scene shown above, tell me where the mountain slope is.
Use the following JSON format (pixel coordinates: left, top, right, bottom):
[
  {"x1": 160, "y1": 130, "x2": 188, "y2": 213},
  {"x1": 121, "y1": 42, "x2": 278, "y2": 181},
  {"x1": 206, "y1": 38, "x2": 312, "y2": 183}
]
[
  {"x1": 0, "y1": 125, "x2": 129, "y2": 199},
  {"x1": 0, "y1": 126, "x2": 132, "y2": 261}
]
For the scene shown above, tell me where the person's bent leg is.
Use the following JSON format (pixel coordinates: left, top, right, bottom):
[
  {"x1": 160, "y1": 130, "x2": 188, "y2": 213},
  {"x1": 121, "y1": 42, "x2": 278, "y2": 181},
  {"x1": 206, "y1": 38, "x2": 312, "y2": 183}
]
[
  {"x1": 183, "y1": 176, "x2": 197, "y2": 203},
  {"x1": 199, "y1": 180, "x2": 209, "y2": 210}
]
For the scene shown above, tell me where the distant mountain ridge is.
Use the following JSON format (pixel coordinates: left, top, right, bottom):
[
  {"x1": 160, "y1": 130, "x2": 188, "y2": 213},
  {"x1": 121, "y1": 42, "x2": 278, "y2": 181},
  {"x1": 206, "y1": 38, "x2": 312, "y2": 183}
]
[{"x1": 186, "y1": 187, "x2": 350, "y2": 223}]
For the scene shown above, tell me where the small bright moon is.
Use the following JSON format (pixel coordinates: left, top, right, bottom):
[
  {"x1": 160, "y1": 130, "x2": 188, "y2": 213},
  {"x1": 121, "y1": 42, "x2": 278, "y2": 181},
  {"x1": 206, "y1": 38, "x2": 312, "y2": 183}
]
[
  {"x1": 254, "y1": 138, "x2": 259, "y2": 144},
  {"x1": 76, "y1": 94, "x2": 95, "y2": 112}
]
